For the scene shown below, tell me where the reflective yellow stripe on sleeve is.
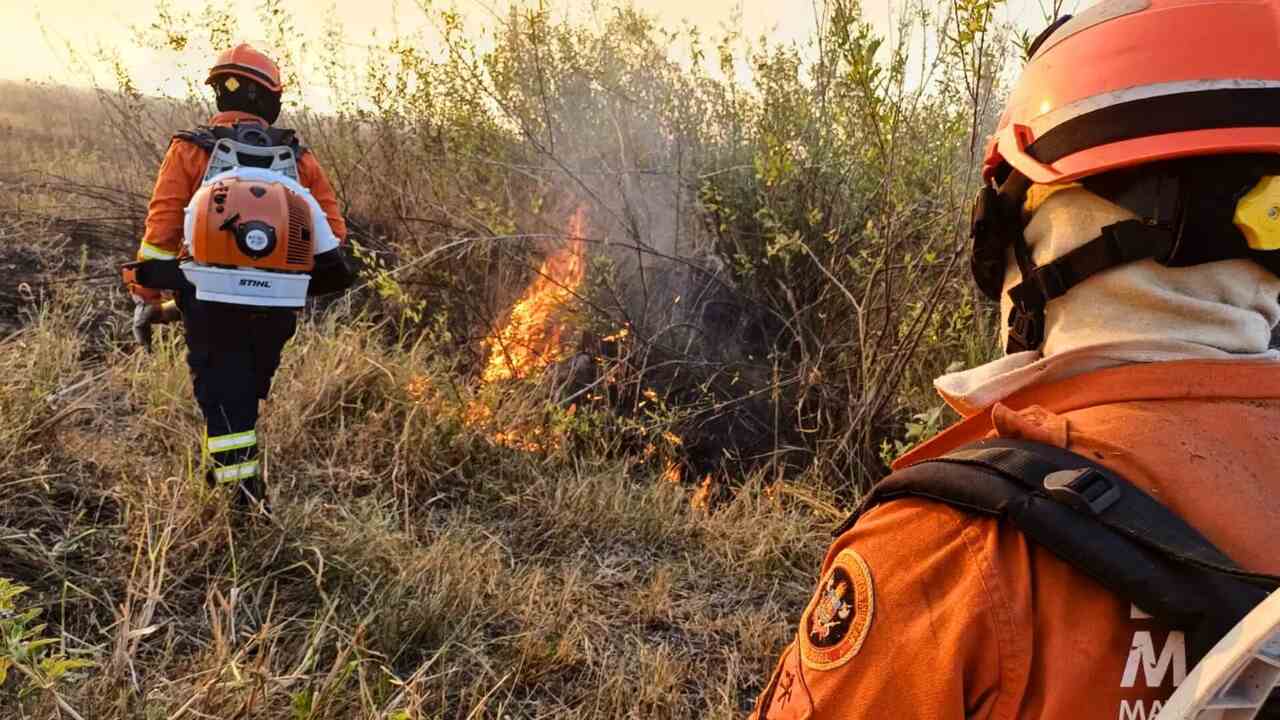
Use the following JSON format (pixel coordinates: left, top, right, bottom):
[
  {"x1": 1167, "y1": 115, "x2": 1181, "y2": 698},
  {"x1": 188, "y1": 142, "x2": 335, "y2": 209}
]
[
  {"x1": 139, "y1": 242, "x2": 178, "y2": 260},
  {"x1": 212, "y1": 460, "x2": 260, "y2": 484},
  {"x1": 206, "y1": 430, "x2": 257, "y2": 453}
]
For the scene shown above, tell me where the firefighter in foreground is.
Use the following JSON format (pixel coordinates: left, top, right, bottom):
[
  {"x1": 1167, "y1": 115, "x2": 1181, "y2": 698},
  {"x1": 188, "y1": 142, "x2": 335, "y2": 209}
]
[
  {"x1": 124, "y1": 44, "x2": 353, "y2": 511},
  {"x1": 752, "y1": 2, "x2": 1280, "y2": 718}
]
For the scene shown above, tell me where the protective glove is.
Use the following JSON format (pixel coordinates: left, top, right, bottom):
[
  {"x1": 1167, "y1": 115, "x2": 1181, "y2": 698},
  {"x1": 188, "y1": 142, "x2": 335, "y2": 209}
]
[{"x1": 132, "y1": 300, "x2": 181, "y2": 350}]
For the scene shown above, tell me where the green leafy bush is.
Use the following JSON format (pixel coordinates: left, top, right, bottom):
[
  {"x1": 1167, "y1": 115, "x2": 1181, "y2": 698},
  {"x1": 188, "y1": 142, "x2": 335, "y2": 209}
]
[{"x1": 0, "y1": 578, "x2": 94, "y2": 708}]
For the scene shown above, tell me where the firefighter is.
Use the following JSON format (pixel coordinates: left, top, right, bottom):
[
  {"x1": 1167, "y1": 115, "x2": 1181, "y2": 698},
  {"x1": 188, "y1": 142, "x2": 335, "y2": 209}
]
[
  {"x1": 127, "y1": 43, "x2": 350, "y2": 512},
  {"x1": 752, "y1": 2, "x2": 1280, "y2": 718}
]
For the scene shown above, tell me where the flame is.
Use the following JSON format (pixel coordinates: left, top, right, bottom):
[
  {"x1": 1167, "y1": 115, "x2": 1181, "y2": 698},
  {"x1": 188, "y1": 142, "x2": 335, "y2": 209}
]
[
  {"x1": 482, "y1": 208, "x2": 588, "y2": 384},
  {"x1": 464, "y1": 208, "x2": 589, "y2": 453},
  {"x1": 691, "y1": 474, "x2": 715, "y2": 513},
  {"x1": 660, "y1": 461, "x2": 683, "y2": 485},
  {"x1": 406, "y1": 374, "x2": 435, "y2": 404},
  {"x1": 658, "y1": 461, "x2": 716, "y2": 513}
]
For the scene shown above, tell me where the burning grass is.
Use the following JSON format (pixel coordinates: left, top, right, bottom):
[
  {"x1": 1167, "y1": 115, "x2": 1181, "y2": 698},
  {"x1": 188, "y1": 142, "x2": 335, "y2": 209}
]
[
  {"x1": 481, "y1": 208, "x2": 588, "y2": 385},
  {"x1": 458, "y1": 208, "x2": 591, "y2": 454}
]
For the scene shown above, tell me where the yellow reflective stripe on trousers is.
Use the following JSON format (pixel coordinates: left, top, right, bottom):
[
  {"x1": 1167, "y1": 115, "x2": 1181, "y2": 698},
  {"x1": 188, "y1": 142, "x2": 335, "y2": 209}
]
[
  {"x1": 206, "y1": 430, "x2": 257, "y2": 453},
  {"x1": 212, "y1": 460, "x2": 260, "y2": 484},
  {"x1": 139, "y1": 242, "x2": 178, "y2": 260}
]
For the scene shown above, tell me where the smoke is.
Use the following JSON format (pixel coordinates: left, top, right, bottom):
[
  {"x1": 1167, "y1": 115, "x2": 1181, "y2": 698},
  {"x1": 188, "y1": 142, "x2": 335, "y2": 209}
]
[
  {"x1": 477, "y1": 7, "x2": 797, "y2": 476},
  {"x1": 532, "y1": 95, "x2": 791, "y2": 476}
]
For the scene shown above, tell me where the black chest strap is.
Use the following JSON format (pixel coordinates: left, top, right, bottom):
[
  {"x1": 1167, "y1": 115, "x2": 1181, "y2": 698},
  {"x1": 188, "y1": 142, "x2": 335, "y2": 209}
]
[{"x1": 839, "y1": 439, "x2": 1279, "y2": 666}]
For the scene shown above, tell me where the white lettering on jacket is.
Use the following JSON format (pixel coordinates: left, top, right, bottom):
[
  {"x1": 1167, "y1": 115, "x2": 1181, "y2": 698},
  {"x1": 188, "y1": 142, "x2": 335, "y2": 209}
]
[
  {"x1": 1121, "y1": 631, "x2": 1187, "y2": 689},
  {"x1": 1118, "y1": 699, "x2": 1164, "y2": 720}
]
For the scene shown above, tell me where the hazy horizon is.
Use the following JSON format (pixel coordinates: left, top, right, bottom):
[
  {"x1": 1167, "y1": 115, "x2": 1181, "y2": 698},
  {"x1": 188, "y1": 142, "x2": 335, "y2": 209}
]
[{"x1": 2, "y1": 0, "x2": 1056, "y2": 102}]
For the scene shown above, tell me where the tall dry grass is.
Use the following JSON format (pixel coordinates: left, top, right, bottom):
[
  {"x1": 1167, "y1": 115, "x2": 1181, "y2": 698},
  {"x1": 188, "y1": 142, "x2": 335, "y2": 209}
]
[{"x1": 0, "y1": 281, "x2": 828, "y2": 718}]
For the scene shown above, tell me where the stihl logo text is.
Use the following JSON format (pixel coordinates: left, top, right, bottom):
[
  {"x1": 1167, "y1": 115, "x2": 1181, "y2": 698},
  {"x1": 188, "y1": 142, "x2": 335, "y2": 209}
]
[{"x1": 239, "y1": 278, "x2": 271, "y2": 288}]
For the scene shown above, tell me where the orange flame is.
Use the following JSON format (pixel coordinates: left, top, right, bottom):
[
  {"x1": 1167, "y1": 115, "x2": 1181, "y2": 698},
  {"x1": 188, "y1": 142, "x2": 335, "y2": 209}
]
[
  {"x1": 482, "y1": 208, "x2": 588, "y2": 384},
  {"x1": 691, "y1": 474, "x2": 715, "y2": 513},
  {"x1": 464, "y1": 208, "x2": 589, "y2": 453},
  {"x1": 660, "y1": 461, "x2": 683, "y2": 485}
]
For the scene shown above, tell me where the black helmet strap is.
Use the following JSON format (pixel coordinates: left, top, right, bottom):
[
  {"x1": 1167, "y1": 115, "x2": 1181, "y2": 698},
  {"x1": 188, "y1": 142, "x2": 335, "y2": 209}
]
[
  {"x1": 1004, "y1": 219, "x2": 1177, "y2": 353},
  {"x1": 972, "y1": 156, "x2": 1280, "y2": 355}
]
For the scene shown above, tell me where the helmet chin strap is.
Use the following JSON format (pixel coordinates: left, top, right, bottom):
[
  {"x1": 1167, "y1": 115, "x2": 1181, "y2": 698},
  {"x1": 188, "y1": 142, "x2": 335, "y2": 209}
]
[
  {"x1": 975, "y1": 156, "x2": 1280, "y2": 356},
  {"x1": 1003, "y1": 219, "x2": 1177, "y2": 353},
  {"x1": 977, "y1": 167, "x2": 1183, "y2": 355},
  {"x1": 1005, "y1": 231, "x2": 1044, "y2": 353}
]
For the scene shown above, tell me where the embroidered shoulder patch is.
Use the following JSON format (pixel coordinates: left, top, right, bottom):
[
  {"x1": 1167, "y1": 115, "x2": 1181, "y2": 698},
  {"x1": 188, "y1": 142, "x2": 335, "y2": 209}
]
[{"x1": 798, "y1": 548, "x2": 874, "y2": 671}]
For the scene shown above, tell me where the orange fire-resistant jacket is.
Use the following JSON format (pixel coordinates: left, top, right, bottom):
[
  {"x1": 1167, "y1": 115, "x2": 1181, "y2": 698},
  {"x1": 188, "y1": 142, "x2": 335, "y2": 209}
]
[
  {"x1": 136, "y1": 110, "x2": 346, "y2": 263},
  {"x1": 752, "y1": 360, "x2": 1280, "y2": 720}
]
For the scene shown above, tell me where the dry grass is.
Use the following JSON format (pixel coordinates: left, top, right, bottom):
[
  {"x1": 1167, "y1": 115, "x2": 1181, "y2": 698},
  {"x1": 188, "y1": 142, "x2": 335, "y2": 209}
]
[
  {"x1": 0, "y1": 287, "x2": 829, "y2": 719},
  {"x1": 0, "y1": 82, "x2": 833, "y2": 715}
]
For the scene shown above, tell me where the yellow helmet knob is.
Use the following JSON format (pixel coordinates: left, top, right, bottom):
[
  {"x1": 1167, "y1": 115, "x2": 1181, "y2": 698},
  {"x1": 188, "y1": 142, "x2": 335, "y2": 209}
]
[{"x1": 1234, "y1": 175, "x2": 1280, "y2": 251}]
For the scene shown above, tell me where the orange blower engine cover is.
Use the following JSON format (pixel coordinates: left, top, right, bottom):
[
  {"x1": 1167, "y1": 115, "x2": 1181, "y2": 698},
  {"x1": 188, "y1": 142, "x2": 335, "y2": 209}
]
[{"x1": 189, "y1": 178, "x2": 315, "y2": 273}]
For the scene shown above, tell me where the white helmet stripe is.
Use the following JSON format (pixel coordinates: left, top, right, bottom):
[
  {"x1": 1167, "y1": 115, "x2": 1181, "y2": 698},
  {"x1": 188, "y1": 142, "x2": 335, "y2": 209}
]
[{"x1": 1030, "y1": 79, "x2": 1280, "y2": 138}]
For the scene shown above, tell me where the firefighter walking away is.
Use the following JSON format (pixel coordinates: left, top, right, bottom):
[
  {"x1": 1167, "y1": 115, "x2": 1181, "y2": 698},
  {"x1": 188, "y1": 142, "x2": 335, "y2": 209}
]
[{"x1": 122, "y1": 43, "x2": 354, "y2": 514}]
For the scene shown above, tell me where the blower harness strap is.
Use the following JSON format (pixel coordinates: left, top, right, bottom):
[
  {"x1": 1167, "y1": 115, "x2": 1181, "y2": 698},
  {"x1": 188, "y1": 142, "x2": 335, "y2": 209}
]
[{"x1": 836, "y1": 438, "x2": 1280, "y2": 671}]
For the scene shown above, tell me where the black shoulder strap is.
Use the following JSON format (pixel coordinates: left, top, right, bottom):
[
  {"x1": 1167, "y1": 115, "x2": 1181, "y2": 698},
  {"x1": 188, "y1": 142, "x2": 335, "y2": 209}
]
[
  {"x1": 842, "y1": 439, "x2": 1280, "y2": 665},
  {"x1": 172, "y1": 125, "x2": 218, "y2": 152}
]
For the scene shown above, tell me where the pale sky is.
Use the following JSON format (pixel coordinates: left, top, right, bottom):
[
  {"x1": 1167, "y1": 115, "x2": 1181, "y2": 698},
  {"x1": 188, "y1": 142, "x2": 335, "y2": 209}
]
[{"x1": 1, "y1": 0, "x2": 1054, "y2": 97}]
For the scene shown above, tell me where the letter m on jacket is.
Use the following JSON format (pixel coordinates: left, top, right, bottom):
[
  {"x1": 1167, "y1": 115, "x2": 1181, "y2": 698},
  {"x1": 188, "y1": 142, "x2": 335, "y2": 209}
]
[{"x1": 1121, "y1": 631, "x2": 1187, "y2": 688}]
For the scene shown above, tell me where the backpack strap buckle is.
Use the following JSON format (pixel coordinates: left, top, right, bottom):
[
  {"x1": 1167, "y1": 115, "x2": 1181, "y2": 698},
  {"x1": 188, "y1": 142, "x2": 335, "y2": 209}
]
[
  {"x1": 1044, "y1": 468, "x2": 1121, "y2": 515},
  {"x1": 1005, "y1": 305, "x2": 1045, "y2": 353}
]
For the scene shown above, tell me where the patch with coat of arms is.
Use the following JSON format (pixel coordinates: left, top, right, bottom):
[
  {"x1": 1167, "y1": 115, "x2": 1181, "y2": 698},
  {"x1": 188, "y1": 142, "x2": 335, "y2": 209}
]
[{"x1": 798, "y1": 548, "x2": 874, "y2": 671}]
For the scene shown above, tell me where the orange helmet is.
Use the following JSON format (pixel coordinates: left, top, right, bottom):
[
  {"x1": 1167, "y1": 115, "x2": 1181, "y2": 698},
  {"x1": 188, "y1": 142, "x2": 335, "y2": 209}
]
[
  {"x1": 206, "y1": 43, "x2": 283, "y2": 94},
  {"x1": 984, "y1": 0, "x2": 1280, "y2": 187},
  {"x1": 972, "y1": 0, "x2": 1280, "y2": 354}
]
